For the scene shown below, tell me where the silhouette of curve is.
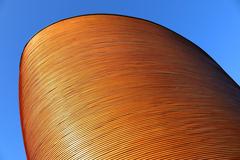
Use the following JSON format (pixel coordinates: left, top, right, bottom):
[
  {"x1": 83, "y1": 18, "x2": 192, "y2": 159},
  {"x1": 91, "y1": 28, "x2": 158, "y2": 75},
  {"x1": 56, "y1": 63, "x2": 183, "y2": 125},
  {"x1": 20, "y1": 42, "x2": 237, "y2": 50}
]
[{"x1": 19, "y1": 14, "x2": 240, "y2": 159}]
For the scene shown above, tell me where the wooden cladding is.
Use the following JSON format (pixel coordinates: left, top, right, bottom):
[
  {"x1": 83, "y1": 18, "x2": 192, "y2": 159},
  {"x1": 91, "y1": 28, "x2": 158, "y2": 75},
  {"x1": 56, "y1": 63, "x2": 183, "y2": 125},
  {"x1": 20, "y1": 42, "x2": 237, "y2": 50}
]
[{"x1": 19, "y1": 15, "x2": 240, "y2": 159}]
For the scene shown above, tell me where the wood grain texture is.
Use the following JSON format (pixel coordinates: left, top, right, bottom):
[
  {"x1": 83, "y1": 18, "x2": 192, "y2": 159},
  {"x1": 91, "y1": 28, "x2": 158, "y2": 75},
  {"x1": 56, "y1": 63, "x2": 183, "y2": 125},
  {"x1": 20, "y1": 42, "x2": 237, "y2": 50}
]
[{"x1": 19, "y1": 14, "x2": 240, "y2": 160}]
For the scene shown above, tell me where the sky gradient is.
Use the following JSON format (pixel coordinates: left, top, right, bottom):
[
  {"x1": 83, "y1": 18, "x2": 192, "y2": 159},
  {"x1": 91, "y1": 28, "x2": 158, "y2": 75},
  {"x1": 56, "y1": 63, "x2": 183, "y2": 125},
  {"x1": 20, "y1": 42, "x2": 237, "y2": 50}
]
[{"x1": 0, "y1": 1, "x2": 239, "y2": 159}]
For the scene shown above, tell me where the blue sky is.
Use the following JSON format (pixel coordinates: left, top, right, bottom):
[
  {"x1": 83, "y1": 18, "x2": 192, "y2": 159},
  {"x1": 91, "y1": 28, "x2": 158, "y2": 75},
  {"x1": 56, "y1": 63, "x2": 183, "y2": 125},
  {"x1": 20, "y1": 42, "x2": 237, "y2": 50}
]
[{"x1": 0, "y1": 1, "x2": 239, "y2": 159}]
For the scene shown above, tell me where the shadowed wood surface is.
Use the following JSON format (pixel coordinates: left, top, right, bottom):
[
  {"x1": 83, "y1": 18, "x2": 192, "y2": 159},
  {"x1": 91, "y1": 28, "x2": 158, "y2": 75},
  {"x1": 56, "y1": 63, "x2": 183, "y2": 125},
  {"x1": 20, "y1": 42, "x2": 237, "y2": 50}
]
[{"x1": 19, "y1": 15, "x2": 240, "y2": 159}]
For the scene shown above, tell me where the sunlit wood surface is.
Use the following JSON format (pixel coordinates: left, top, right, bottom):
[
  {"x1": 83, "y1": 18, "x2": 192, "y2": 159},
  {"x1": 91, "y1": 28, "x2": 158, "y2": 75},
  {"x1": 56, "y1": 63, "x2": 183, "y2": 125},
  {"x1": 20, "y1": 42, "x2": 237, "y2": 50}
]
[{"x1": 19, "y1": 15, "x2": 240, "y2": 159}]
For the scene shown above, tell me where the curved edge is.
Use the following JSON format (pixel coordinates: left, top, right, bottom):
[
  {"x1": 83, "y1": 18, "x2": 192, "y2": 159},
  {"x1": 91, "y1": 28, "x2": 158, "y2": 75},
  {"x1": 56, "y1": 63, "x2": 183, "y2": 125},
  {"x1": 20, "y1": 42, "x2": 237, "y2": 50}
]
[
  {"x1": 19, "y1": 13, "x2": 240, "y2": 89},
  {"x1": 18, "y1": 13, "x2": 240, "y2": 157},
  {"x1": 18, "y1": 68, "x2": 30, "y2": 159}
]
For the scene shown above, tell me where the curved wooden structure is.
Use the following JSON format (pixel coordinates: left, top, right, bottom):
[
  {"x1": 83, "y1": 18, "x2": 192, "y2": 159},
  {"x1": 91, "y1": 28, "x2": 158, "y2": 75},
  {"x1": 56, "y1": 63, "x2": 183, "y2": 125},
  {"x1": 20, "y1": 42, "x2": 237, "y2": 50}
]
[{"x1": 19, "y1": 15, "x2": 240, "y2": 159}]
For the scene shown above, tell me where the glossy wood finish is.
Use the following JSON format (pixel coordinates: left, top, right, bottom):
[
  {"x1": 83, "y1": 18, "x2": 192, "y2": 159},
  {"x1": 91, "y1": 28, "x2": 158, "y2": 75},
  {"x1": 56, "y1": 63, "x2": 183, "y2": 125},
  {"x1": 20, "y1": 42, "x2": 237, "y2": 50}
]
[{"x1": 19, "y1": 15, "x2": 240, "y2": 159}]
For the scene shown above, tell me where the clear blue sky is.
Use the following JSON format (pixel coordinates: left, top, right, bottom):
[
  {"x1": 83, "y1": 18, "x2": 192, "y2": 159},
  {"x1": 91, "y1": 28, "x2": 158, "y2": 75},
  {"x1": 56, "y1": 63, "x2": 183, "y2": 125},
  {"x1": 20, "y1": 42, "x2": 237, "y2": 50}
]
[{"x1": 0, "y1": 1, "x2": 239, "y2": 159}]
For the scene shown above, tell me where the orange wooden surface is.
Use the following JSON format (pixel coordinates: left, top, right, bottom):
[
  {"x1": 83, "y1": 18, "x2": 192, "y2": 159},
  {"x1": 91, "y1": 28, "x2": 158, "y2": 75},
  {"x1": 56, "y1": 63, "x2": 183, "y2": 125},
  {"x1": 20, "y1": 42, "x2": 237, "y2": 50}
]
[{"x1": 19, "y1": 15, "x2": 240, "y2": 159}]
